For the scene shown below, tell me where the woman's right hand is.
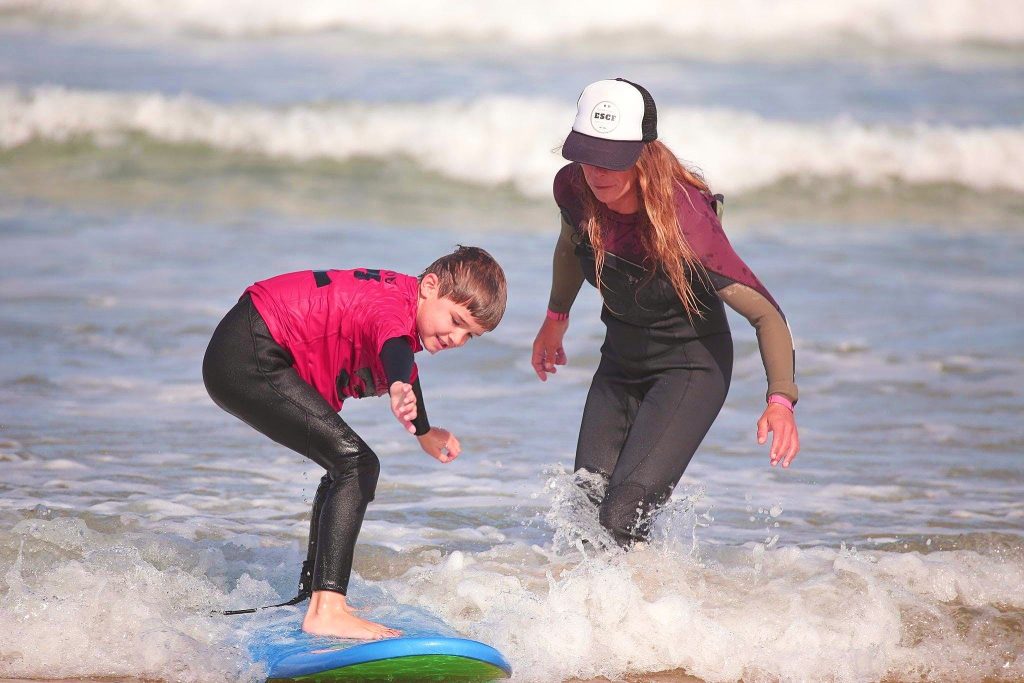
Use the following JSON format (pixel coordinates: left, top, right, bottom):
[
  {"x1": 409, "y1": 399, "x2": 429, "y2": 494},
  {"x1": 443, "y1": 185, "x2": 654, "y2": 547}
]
[{"x1": 531, "y1": 317, "x2": 569, "y2": 381}]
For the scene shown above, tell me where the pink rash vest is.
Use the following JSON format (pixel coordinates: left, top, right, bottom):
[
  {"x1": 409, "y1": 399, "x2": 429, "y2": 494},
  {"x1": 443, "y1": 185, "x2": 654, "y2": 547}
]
[{"x1": 244, "y1": 268, "x2": 421, "y2": 411}]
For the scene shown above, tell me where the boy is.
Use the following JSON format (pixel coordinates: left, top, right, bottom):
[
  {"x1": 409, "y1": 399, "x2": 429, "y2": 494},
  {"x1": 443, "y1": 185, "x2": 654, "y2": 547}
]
[{"x1": 203, "y1": 246, "x2": 506, "y2": 640}]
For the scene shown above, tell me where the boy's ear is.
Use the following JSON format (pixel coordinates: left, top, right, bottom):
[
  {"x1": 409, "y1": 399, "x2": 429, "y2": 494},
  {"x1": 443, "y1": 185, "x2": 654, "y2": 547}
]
[{"x1": 420, "y1": 273, "x2": 439, "y2": 298}]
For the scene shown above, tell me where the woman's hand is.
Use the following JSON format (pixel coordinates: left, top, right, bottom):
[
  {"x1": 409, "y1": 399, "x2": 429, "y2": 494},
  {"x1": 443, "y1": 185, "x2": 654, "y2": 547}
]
[
  {"x1": 417, "y1": 427, "x2": 461, "y2": 464},
  {"x1": 389, "y1": 381, "x2": 417, "y2": 434},
  {"x1": 757, "y1": 404, "x2": 800, "y2": 467},
  {"x1": 531, "y1": 317, "x2": 569, "y2": 381}
]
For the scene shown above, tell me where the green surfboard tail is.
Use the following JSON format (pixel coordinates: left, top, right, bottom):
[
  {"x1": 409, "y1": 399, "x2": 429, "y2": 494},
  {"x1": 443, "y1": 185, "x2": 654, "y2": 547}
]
[{"x1": 269, "y1": 653, "x2": 510, "y2": 682}]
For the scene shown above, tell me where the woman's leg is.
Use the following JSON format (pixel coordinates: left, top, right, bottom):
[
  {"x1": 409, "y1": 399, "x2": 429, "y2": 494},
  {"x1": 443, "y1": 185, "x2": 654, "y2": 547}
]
[
  {"x1": 203, "y1": 296, "x2": 396, "y2": 638},
  {"x1": 599, "y1": 334, "x2": 734, "y2": 546},
  {"x1": 574, "y1": 356, "x2": 643, "y2": 501},
  {"x1": 577, "y1": 358, "x2": 638, "y2": 481}
]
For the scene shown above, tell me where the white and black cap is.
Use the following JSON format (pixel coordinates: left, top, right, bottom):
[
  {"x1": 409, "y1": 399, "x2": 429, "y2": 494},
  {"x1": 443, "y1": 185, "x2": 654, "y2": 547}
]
[{"x1": 562, "y1": 78, "x2": 658, "y2": 171}]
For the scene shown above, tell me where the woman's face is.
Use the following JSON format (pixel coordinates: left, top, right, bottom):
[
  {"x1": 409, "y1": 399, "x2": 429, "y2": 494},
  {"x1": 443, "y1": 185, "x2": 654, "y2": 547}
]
[{"x1": 580, "y1": 163, "x2": 638, "y2": 210}]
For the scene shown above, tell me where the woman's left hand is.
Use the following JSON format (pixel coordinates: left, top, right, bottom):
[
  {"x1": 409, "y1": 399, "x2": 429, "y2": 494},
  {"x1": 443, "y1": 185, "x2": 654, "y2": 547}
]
[{"x1": 757, "y1": 405, "x2": 800, "y2": 467}]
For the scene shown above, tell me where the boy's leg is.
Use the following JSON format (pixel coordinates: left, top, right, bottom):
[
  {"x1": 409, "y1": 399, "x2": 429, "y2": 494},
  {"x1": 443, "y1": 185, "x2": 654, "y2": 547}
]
[
  {"x1": 297, "y1": 474, "x2": 331, "y2": 600},
  {"x1": 203, "y1": 296, "x2": 396, "y2": 637},
  {"x1": 600, "y1": 334, "x2": 733, "y2": 546}
]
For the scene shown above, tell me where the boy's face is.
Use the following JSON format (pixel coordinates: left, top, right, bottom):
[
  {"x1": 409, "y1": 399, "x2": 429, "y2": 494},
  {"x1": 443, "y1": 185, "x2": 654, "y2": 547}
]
[{"x1": 416, "y1": 273, "x2": 487, "y2": 354}]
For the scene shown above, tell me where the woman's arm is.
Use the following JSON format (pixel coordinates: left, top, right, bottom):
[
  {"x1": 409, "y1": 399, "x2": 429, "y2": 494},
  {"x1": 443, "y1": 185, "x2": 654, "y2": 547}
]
[
  {"x1": 715, "y1": 279, "x2": 800, "y2": 467},
  {"x1": 715, "y1": 281, "x2": 798, "y2": 404},
  {"x1": 532, "y1": 213, "x2": 584, "y2": 381},
  {"x1": 548, "y1": 212, "x2": 585, "y2": 316},
  {"x1": 678, "y1": 185, "x2": 797, "y2": 403}
]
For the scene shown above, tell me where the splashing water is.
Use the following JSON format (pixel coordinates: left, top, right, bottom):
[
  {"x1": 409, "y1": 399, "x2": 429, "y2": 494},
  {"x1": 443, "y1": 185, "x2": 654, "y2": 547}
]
[{"x1": 378, "y1": 471, "x2": 1024, "y2": 682}]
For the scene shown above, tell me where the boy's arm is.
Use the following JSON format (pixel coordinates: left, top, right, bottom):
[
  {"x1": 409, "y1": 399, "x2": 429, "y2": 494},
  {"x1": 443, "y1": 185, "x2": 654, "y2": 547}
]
[
  {"x1": 380, "y1": 337, "x2": 455, "y2": 462},
  {"x1": 380, "y1": 337, "x2": 430, "y2": 435},
  {"x1": 408, "y1": 377, "x2": 429, "y2": 436}
]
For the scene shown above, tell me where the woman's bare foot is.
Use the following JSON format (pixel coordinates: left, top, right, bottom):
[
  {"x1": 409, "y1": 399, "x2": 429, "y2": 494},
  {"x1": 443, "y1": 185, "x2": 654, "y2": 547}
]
[{"x1": 302, "y1": 590, "x2": 401, "y2": 640}]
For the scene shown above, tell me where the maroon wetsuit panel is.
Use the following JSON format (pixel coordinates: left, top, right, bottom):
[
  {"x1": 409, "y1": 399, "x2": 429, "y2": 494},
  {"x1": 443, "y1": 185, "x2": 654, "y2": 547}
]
[
  {"x1": 552, "y1": 162, "x2": 784, "y2": 319},
  {"x1": 244, "y1": 269, "x2": 421, "y2": 410}
]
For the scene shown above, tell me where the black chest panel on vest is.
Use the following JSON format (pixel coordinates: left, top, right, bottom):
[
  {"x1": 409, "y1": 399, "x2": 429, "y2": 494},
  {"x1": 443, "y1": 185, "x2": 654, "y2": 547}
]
[{"x1": 573, "y1": 231, "x2": 728, "y2": 337}]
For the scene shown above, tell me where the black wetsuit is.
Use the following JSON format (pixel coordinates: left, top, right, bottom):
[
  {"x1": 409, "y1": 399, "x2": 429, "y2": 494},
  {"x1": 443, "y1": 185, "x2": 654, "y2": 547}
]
[
  {"x1": 550, "y1": 163, "x2": 796, "y2": 546},
  {"x1": 203, "y1": 288, "x2": 427, "y2": 597},
  {"x1": 574, "y1": 231, "x2": 734, "y2": 545}
]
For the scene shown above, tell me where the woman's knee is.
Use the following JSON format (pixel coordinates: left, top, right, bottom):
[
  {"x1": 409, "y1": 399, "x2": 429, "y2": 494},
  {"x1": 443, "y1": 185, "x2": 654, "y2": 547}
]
[
  {"x1": 599, "y1": 482, "x2": 671, "y2": 546},
  {"x1": 599, "y1": 482, "x2": 648, "y2": 546}
]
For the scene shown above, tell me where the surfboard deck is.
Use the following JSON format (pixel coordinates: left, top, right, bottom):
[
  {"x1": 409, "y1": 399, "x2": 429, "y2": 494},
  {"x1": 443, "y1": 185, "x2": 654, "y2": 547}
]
[
  {"x1": 261, "y1": 636, "x2": 512, "y2": 682},
  {"x1": 245, "y1": 597, "x2": 510, "y2": 681}
]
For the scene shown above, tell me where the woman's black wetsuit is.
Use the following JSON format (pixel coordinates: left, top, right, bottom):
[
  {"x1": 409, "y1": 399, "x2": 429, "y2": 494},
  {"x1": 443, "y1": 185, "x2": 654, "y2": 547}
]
[
  {"x1": 549, "y1": 163, "x2": 797, "y2": 546},
  {"x1": 574, "y1": 229, "x2": 733, "y2": 545}
]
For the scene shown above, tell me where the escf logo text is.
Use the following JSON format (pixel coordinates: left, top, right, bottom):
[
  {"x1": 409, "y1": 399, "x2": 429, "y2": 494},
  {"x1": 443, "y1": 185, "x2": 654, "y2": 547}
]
[{"x1": 590, "y1": 101, "x2": 620, "y2": 133}]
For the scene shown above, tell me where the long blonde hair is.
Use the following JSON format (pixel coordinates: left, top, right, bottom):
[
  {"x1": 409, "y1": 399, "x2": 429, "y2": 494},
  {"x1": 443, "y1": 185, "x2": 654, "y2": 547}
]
[{"x1": 580, "y1": 140, "x2": 712, "y2": 319}]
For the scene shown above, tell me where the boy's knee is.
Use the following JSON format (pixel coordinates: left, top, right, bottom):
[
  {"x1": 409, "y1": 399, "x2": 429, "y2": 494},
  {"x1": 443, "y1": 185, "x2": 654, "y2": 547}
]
[
  {"x1": 359, "y1": 452, "x2": 380, "y2": 500},
  {"x1": 327, "y1": 450, "x2": 380, "y2": 502}
]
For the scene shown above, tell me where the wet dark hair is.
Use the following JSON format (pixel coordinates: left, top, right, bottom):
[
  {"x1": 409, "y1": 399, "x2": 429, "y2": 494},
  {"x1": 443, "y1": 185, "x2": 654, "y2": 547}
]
[{"x1": 420, "y1": 245, "x2": 507, "y2": 331}]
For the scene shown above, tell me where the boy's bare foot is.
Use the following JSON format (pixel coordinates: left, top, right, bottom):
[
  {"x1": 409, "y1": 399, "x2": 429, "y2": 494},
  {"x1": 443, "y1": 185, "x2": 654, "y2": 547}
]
[{"x1": 302, "y1": 590, "x2": 401, "y2": 640}]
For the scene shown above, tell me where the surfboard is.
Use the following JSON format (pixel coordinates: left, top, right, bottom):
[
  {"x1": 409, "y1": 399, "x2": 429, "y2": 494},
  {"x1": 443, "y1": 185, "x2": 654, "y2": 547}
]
[
  {"x1": 259, "y1": 635, "x2": 512, "y2": 682},
  {"x1": 249, "y1": 610, "x2": 512, "y2": 683}
]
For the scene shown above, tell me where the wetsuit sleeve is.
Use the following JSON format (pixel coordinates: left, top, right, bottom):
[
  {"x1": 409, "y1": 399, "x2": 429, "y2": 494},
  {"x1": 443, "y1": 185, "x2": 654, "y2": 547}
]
[
  {"x1": 380, "y1": 337, "x2": 415, "y2": 383},
  {"x1": 715, "y1": 280, "x2": 799, "y2": 404},
  {"x1": 380, "y1": 337, "x2": 430, "y2": 435},
  {"x1": 547, "y1": 212, "x2": 585, "y2": 315},
  {"x1": 675, "y1": 184, "x2": 798, "y2": 404},
  {"x1": 409, "y1": 377, "x2": 429, "y2": 436}
]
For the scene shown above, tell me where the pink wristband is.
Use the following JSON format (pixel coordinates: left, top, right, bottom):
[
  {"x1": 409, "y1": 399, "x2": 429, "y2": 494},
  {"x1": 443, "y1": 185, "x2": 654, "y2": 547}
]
[
  {"x1": 767, "y1": 394, "x2": 794, "y2": 411},
  {"x1": 546, "y1": 309, "x2": 569, "y2": 321}
]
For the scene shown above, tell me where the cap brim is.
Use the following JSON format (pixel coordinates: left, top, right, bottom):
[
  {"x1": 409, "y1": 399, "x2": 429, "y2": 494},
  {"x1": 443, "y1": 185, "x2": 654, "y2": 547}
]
[{"x1": 562, "y1": 130, "x2": 644, "y2": 171}]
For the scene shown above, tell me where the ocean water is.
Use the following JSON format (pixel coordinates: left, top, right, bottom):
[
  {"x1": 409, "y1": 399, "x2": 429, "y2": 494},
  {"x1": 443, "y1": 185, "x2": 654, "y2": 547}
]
[{"x1": 1, "y1": 2, "x2": 1023, "y2": 682}]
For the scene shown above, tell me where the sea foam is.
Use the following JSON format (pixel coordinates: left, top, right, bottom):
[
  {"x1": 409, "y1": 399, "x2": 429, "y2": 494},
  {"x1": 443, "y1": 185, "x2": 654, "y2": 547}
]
[
  {"x1": 0, "y1": 517, "x2": 267, "y2": 682},
  {"x1": 382, "y1": 472, "x2": 1024, "y2": 682},
  {"x1": 3, "y1": 86, "x2": 1023, "y2": 198},
  {"x1": 3, "y1": 0, "x2": 1023, "y2": 47},
  {"x1": 1, "y1": 476, "x2": 1022, "y2": 682}
]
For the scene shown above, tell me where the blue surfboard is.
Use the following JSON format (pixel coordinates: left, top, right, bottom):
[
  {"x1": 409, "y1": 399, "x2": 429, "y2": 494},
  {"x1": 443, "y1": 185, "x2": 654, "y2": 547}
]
[
  {"x1": 250, "y1": 618, "x2": 511, "y2": 682},
  {"x1": 259, "y1": 635, "x2": 511, "y2": 681}
]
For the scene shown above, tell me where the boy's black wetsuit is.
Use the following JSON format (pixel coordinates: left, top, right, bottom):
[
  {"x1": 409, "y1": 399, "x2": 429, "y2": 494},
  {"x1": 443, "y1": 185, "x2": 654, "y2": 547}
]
[
  {"x1": 550, "y1": 163, "x2": 798, "y2": 546},
  {"x1": 203, "y1": 270, "x2": 428, "y2": 598}
]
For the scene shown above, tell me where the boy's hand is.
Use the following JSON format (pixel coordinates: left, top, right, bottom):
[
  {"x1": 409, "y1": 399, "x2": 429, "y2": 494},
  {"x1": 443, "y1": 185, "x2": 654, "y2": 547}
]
[
  {"x1": 389, "y1": 381, "x2": 417, "y2": 434},
  {"x1": 757, "y1": 405, "x2": 800, "y2": 468},
  {"x1": 417, "y1": 427, "x2": 461, "y2": 463},
  {"x1": 531, "y1": 317, "x2": 569, "y2": 381}
]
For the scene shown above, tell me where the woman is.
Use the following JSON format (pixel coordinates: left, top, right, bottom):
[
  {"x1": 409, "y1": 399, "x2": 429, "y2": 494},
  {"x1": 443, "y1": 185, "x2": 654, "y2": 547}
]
[{"x1": 532, "y1": 78, "x2": 800, "y2": 546}]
